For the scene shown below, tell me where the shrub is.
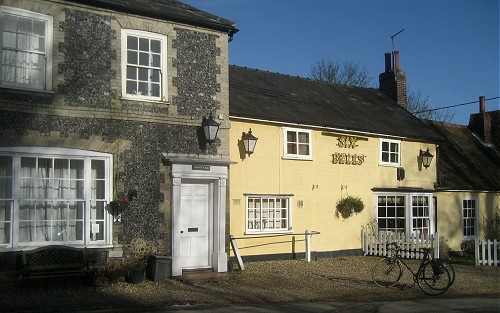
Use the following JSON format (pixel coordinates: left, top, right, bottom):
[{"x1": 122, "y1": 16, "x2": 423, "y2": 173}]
[{"x1": 460, "y1": 240, "x2": 475, "y2": 257}]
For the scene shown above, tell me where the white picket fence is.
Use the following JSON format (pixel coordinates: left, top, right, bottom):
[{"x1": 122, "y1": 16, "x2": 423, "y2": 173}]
[
  {"x1": 475, "y1": 237, "x2": 499, "y2": 266},
  {"x1": 362, "y1": 230, "x2": 439, "y2": 259}
]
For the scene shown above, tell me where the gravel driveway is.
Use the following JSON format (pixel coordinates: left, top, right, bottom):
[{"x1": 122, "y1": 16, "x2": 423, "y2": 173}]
[{"x1": 1, "y1": 256, "x2": 498, "y2": 312}]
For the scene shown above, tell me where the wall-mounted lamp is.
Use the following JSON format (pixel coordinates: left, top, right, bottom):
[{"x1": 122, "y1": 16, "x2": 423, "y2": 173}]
[
  {"x1": 420, "y1": 148, "x2": 434, "y2": 169},
  {"x1": 202, "y1": 115, "x2": 220, "y2": 143},
  {"x1": 242, "y1": 128, "x2": 258, "y2": 155}
]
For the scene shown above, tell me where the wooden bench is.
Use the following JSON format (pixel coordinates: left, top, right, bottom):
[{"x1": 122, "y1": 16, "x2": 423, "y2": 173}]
[{"x1": 19, "y1": 245, "x2": 97, "y2": 292}]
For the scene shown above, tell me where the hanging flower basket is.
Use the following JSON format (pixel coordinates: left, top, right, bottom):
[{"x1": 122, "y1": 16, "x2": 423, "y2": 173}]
[
  {"x1": 336, "y1": 195, "x2": 364, "y2": 219},
  {"x1": 109, "y1": 192, "x2": 129, "y2": 216}
]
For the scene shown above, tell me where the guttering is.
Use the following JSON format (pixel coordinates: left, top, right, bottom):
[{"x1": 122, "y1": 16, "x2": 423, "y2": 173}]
[{"x1": 230, "y1": 115, "x2": 418, "y2": 141}]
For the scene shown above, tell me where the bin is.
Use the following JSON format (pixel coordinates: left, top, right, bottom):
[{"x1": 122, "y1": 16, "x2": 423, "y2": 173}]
[{"x1": 147, "y1": 255, "x2": 172, "y2": 281}]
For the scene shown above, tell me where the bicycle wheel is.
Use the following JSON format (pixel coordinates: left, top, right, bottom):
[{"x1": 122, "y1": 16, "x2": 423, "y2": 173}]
[
  {"x1": 439, "y1": 259, "x2": 455, "y2": 286},
  {"x1": 417, "y1": 260, "x2": 451, "y2": 295},
  {"x1": 372, "y1": 257, "x2": 402, "y2": 287}
]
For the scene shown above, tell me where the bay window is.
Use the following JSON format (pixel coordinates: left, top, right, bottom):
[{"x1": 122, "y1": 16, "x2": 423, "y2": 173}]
[
  {"x1": 376, "y1": 193, "x2": 433, "y2": 236},
  {"x1": 0, "y1": 148, "x2": 112, "y2": 248}
]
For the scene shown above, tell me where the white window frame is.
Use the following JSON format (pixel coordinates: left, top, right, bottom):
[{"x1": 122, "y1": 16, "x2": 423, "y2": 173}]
[
  {"x1": 245, "y1": 194, "x2": 293, "y2": 234},
  {"x1": 283, "y1": 127, "x2": 312, "y2": 160},
  {"x1": 0, "y1": 6, "x2": 53, "y2": 91},
  {"x1": 379, "y1": 139, "x2": 401, "y2": 167},
  {"x1": 462, "y1": 197, "x2": 477, "y2": 240},
  {"x1": 0, "y1": 147, "x2": 113, "y2": 249},
  {"x1": 121, "y1": 29, "x2": 167, "y2": 102},
  {"x1": 375, "y1": 192, "x2": 434, "y2": 237}
]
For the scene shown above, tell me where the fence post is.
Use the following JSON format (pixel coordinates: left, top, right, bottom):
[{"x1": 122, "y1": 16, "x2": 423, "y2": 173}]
[
  {"x1": 434, "y1": 232, "x2": 440, "y2": 259},
  {"x1": 305, "y1": 230, "x2": 311, "y2": 263},
  {"x1": 475, "y1": 236, "x2": 480, "y2": 266}
]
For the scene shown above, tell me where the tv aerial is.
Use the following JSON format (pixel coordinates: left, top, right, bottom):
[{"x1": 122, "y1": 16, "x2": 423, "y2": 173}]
[{"x1": 391, "y1": 28, "x2": 405, "y2": 54}]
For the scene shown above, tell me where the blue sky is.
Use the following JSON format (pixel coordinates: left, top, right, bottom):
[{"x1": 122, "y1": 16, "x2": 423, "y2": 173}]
[{"x1": 182, "y1": 0, "x2": 499, "y2": 125}]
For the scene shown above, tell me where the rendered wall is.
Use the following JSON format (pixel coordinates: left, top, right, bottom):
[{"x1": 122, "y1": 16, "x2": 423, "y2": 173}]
[
  {"x1": 435, "y1": 191, "x2": 500, "y2": 251},
  {"x1": 229, "y1": 120, "x2": 437, "y2": 258}
]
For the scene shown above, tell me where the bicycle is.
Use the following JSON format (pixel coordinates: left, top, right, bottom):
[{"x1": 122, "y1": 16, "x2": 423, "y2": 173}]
[{"x1": 372, "y1": 242, "x2": 453, "y2": 296}]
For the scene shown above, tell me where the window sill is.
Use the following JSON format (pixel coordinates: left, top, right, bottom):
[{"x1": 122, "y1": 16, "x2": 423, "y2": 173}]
[
  {"x1": 378, "y1": 163, "x2": 401, "y2": 167},
  {"x1": 244, "y1": 230, "x2": 293, "y2": 235},
  {"x1": 0, "y1": 243, "x2": 114, "y2": 252},
  {"x1": 120, "y1": 96, "x2": 169, "y2": 105},
  {"x1": 282, "y1": 156, "x2": 313, "y2": 161},
  {"x1": 1, "y1": 85, "x2": 54, "y2": 93}
]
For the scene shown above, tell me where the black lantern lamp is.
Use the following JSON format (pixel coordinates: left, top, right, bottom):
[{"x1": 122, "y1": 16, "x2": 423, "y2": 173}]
[
  {"x1": 202, "y1": 114, "x2": 220, "y2": 143},
  {"x1": 420, "y1": 148, "x2": 434, "y2": 169},
  {"x1": 242, "y1": 129, "x2": 258, "y2": 155}
]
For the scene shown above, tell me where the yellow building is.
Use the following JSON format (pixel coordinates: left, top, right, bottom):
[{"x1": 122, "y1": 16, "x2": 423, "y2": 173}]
[{"x1": 228, "y1": 55, "x2": 445, "y2": 260}]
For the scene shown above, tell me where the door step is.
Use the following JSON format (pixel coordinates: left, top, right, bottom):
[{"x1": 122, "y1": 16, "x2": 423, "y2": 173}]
[{"x1": 174, "y1": 270, "x2": 233, "y2": 283}]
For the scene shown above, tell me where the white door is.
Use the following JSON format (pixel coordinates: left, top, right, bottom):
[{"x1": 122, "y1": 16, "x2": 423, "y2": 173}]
[{"x1": 179, "y1": 183, "x2": 211, "y2": 269}]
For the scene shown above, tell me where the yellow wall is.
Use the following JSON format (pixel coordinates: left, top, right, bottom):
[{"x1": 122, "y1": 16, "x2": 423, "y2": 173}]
[
  {"x1": 435, "y1": 191, "x2": 500, "y2": 251},
  {"x1": 229, "y1": 120, "x2": 438, "y2": 257}
]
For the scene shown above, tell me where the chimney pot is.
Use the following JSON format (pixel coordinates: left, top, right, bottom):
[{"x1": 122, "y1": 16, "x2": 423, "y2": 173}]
[
  {"x1": 384, "y1": 53, "x2": 391, "y2": 72},
  {"x1": 479, "y1": 96, "x2": 486, "y2": 113},
  {"x1": 393, "y1": 51, "x2": 400, "y2": 72}
]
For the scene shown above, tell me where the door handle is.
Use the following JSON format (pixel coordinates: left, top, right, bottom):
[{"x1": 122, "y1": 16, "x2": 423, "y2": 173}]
[{"x1": 180, "y1": 230, "x2": 184, "y2": 234}]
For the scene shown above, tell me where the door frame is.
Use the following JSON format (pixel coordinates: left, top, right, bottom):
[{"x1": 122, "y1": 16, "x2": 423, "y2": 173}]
[{"x1": 166, "y1": 157, "x2": 230, "y2": 276}]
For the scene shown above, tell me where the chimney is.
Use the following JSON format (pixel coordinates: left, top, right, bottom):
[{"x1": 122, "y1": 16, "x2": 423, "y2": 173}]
[
  {"x1": 379, "y1": 51, "x2": 408, "y2": 110},
  {"x1": 468, "y1": 96, "x2": 492, "y2": 144}
]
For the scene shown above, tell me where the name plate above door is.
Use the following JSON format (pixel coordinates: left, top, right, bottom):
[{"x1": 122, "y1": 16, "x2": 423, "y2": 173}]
[{"x1": 192, "y1": 165, "x2": 210, "y2": 171}]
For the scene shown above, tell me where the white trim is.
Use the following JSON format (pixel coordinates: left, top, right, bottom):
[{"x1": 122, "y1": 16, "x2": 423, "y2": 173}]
[
  {"x1": 462, "y1": 196, "x2": 478, "y2": 241},
  {"x1": 282, "y1": 127, "x2": 313, "y2": 160},
  {"x1": 244, "y1": 194, "x2": 293, "y2": 234},
  {"x1": 121, "y1": 29, "x2": 168, "y2": 102},
  {"x1": 379, "y1": 138, "x2": 401, "y2": 167},
  {"x1": 0, "y1": 6, "x2": 53, "y2": 91}
]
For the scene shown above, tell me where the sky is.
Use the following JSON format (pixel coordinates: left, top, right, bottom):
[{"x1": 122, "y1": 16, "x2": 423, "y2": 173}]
[{"x1": 182, "y1": 0, "x2": 499, "y2": 125}]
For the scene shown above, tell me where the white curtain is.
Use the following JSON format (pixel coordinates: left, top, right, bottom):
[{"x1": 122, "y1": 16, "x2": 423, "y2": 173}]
[{"x1": 19, "y1": 157, "x2": 83, "y2": 243}]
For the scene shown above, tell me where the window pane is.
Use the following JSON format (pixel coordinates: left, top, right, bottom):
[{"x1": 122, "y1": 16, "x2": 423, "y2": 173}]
[
  {"x1": 151, "y1": 40, "x2": 161, "y2": 53},
  {"x1": 127, "y1": 66, "x2": 137, "y2": 79},
  {"x1": 287, "y1": 143, "x2": 297, "y2": 155},
  {"x1": 138, "y1": 67, "x2": 148, "y2": 81},
  {"x1": 298, "y1": 144, "x2": 309, "y2": 155},
  {"x1": 139, "y1": 52, "x2": 149, "y2": 66},
  {"x1": 152, "y1": 54, "x2": 160, "y2": 67},
  {"x1": 298, "y1": 132, "x2": 309, "y2": 143},
  {"x1": 33, "y1": 20, "x2": 45, "y2": 36},
  {"x1": 139, "y1": 38, "x2": 149, "y2": 51},
  {"x1": 127, "y1": 35, "x2": 138, "y2": 50},
  {"x1": 287, "y1": 131, "x2": 296, "y2": 142},
  {"x1": 127, "y1": 51, "x2": 138, "y2": 65}
]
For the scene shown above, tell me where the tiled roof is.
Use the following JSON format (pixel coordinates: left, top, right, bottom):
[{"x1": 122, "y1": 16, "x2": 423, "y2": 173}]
[
  {"x1": 229, "y1": 65, "x2": 442, "y2": 141},
  {"x1": 64, "y1": 0, "x2": 237, "y2": 35},
  {"x1": 424, "y1": 120, "x2": 500, "y2": 191}
]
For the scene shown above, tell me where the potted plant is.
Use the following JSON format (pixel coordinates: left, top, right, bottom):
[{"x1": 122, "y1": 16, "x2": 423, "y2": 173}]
[
  {"x1": 123, "y1": 238, "x2": 157, "y2": 283},
  {"x1": 336, "y1": 195, "x2": 364, "y2": 219},
  {"x1": 123, "y1": 256, "x2": 148, "y2": 283}
]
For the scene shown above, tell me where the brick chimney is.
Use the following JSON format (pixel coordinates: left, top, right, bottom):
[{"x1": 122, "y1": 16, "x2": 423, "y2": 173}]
[
  {"x1": 379, "y1": 51, "x2": 408, "y2": 109},
  {"x1": 468, "y1": 96, "x2": 493, "y2": 145}
]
